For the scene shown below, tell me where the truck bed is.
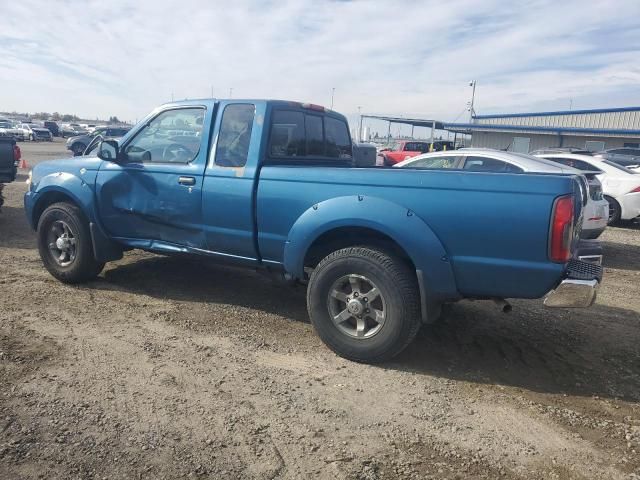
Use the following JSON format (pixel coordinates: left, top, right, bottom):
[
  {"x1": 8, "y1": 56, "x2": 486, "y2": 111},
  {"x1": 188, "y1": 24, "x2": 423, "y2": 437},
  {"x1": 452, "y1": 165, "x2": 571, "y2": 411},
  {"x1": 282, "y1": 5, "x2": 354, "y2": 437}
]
[{"x1": 257, "y1": 166, "x2": 581, "y2": 300}]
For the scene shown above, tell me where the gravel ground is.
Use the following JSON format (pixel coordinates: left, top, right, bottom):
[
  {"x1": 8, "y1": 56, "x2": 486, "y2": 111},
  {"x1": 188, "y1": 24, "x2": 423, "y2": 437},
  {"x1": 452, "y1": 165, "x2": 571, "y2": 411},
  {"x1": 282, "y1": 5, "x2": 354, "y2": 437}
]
[{"x1": 1, "y1": 142, "x2": 639, "y2": 479}]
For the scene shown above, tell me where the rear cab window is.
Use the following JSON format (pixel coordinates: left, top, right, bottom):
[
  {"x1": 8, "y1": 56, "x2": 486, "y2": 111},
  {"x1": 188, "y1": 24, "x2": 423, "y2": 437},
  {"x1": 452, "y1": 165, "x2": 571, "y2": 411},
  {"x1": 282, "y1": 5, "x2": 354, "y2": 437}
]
[{"x1": 268, "y1": 108, "x2": 352, "y2": 164}]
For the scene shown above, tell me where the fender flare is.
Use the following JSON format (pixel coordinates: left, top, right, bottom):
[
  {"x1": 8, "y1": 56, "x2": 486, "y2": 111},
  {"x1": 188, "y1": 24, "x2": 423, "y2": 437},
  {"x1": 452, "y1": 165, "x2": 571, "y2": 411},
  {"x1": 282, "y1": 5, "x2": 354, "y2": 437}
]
[
  {"x1": 283, "y1": 195, "x2": 459, "y2": 301},
  {"x1": 31, "y1": 174, "x2": 122, "y2": 262}
]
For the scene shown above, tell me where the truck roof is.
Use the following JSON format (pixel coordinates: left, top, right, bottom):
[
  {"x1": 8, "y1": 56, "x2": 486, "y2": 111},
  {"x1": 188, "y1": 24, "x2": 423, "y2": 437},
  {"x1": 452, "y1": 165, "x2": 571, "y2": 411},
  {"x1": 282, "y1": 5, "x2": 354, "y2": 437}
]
[{"x1": 162, "y1": 98, "x2": 346, "y2": 119}]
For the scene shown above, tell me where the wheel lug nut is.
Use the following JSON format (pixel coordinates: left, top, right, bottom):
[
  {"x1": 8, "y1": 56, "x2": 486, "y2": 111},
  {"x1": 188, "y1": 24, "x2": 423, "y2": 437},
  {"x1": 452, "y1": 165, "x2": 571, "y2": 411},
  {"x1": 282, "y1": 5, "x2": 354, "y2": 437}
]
[
  {"x1": 354, "y1": 292, "x2": 359, "y2": 297},
  {"x1": 363, "y1": 297, "x2": 368, "y2": 302}
]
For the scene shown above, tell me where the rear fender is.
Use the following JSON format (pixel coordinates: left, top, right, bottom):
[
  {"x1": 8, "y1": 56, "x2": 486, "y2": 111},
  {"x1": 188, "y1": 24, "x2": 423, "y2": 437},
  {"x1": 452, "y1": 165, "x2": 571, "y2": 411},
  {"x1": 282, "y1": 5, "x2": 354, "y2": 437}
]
[{"x1": 283, "y1": 195, "x2": 459, "y2": 301}]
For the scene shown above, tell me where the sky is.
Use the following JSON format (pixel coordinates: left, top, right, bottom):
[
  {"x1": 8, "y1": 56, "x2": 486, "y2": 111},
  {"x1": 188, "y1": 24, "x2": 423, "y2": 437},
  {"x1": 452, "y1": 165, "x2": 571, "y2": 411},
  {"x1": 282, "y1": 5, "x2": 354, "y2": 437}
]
[{"x1": 1, "y1": 0, "x2": 640, "y2": 132}]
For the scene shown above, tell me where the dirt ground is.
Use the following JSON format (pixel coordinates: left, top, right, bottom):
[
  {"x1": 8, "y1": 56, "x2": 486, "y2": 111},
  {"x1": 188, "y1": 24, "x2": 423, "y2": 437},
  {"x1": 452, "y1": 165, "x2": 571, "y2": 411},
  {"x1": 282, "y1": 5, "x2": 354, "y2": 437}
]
[{"x1": 1, "y1": 141, "x2": 639, "y2": 479}]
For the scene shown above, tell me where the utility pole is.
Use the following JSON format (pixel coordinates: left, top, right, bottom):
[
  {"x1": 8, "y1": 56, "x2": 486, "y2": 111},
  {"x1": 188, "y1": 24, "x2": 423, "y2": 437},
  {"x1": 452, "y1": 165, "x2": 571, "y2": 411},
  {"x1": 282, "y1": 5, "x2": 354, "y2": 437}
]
[
  {"x1": 468, "y1": 80, "x2": 477, "y2": 123},
  {"x1": 357, "y1": 106, "x2": 363, "y2": 142},
  {"x1": 330, "y1": 88, "x2": 335, "y2": 110}
]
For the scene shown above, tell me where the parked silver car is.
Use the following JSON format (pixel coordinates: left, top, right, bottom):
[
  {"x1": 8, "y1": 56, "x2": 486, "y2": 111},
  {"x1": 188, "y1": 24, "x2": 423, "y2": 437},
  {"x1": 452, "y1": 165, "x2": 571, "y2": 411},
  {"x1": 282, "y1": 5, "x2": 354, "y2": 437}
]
[
  {"x1": 66, "y1": 126, "x2": 130, "y2": 156},
  {"x1": 593, "y1": 148, "x2": 640, "y2": 172},
  {"x1": 395, "y1": 148, "x2": 609, "y2": 239}
]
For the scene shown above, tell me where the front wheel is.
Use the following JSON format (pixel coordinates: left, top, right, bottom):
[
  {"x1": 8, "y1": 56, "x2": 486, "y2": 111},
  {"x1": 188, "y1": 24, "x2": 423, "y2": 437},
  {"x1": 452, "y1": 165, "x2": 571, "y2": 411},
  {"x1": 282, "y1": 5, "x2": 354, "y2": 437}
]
[
  {"x1": 307, "y1": 247, "x2": 421, "y2": 363},
  {"x1": 37, "y1": 202, "x2": 104, "y2": 283}
]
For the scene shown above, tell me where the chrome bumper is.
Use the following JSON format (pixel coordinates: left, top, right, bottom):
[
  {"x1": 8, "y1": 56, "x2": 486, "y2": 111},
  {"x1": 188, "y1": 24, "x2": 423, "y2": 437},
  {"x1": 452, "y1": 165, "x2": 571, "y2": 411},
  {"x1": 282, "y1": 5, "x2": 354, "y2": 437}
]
[
  {"x1": 544, "y1": 258, "x2": 602, "y2": 308},
  {"x1": 544, "y1": 278, "x2": 599, "y2": 308}
]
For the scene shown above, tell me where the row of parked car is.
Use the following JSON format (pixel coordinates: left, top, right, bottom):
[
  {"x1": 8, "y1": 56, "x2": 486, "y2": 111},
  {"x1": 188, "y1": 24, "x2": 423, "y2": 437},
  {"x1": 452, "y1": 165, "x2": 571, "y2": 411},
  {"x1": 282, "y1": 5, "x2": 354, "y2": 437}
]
[
  {"x1": 393, "y1": 147, "x2": 640, "y2": 237},
  {"x1": 0, "y1": 117, "x2": 131, "y2": 143},
  {"x1": 0, "y1": 119, "x2": 54, "y2": 141}
]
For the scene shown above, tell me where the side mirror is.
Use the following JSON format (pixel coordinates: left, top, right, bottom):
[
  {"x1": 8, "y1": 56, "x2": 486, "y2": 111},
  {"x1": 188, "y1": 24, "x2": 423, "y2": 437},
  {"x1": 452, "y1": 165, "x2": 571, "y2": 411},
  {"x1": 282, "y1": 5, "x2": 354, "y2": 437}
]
[{"x1": 97, "y1": 139, "x2": 121, "y2": 162}]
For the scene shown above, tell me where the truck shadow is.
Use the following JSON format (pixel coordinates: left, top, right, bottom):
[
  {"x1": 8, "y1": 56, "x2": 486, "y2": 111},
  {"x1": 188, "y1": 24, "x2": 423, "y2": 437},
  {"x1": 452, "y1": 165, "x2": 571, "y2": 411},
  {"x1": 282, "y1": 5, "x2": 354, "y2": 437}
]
[
  {"x1": 97, "y1": 255, "x2": 310, "y2": 323},
  {"x1": 393, "y1": 300, "x2": 640, "y2": 402},
  {"x1": 601, "y1": 241, "x2": 640, "y2": 271},
  {"x1": 0, "y1": 205, "x2": 36, "y2": 249},
  {"x1": 97, "y1": 255, "x2": 640, "y2": 402}
]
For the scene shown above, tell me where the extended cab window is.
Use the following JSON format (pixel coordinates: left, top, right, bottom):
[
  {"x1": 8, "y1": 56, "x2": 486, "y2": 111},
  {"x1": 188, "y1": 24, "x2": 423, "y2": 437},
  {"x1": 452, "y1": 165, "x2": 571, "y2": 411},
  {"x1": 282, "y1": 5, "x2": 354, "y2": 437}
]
[
  {"x1": 215, "y1": 104, "x2": 255, "y2": 167},
  {"x1": 269, "y1": 110, "x2": 352, "y2": 161},
  {"x1": 124, "y1": 108, "x2": 204, "y2": 163}
]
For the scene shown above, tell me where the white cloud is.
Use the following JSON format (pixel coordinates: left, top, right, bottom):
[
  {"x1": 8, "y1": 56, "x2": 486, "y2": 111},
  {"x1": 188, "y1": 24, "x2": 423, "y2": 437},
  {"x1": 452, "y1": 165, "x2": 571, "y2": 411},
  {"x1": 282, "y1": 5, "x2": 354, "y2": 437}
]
[{"x1": 1, "y1": 0, "x2": 639, "y2": 124}]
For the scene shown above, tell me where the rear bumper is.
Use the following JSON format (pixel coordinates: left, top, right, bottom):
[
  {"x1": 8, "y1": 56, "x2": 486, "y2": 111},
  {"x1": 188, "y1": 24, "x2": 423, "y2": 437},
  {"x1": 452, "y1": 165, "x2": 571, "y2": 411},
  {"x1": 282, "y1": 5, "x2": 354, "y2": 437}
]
[
  {"x1": 544, "y1": 258, "x2": 603, "y2": 308},
  {"x1": 620, "y1": 192, "x2": 640, "y2": 220}
]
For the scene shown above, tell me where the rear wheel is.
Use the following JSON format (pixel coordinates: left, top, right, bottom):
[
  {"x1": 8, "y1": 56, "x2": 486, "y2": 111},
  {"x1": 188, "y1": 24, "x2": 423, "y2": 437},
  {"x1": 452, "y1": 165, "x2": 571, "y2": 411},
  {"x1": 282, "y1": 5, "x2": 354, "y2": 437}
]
[
  {"x1": 307, "y1": 246, "x2": 421, "y2": 363},
  {"x1": 37, "y1": 202, "x2": 104, "y2": 283},
  {"x1": 605, "y1": 196, "x2": 621, "y2": 225}
]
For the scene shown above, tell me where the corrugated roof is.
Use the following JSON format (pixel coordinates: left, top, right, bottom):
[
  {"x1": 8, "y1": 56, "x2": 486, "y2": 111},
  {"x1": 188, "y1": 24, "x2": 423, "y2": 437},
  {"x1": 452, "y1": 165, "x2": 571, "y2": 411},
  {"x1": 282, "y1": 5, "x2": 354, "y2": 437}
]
[
  {"x1": 442, "y1": 122, "x2": 640, "y2": 137},
  {"x1": 473, "y1": 106, "x2": 640, "y2": 120},
  {"x1": 360, "y1": 115, "x2": 445, "y2": 130}
]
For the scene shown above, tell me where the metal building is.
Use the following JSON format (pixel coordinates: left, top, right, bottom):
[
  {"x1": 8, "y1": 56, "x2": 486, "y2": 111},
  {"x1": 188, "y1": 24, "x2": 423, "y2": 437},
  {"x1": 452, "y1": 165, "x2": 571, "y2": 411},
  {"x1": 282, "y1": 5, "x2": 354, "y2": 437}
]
[{"x1": 444, "y1": 106, "x2": 640, "y2": 153}]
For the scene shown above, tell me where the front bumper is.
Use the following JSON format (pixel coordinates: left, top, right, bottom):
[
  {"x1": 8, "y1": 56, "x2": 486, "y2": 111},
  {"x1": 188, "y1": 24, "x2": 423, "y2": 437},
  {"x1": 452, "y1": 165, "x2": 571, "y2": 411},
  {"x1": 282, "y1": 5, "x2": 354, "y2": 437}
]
[{"x1": 544, "y1": 258, "x2": 603, "y2": 308}]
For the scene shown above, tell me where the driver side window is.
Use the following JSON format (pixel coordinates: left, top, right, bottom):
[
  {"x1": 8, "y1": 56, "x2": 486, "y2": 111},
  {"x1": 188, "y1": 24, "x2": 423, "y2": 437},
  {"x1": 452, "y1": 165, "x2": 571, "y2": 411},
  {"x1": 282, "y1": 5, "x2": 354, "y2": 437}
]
[{"x1": 124, "y1": 108, "x2": 205, "y2": 163}]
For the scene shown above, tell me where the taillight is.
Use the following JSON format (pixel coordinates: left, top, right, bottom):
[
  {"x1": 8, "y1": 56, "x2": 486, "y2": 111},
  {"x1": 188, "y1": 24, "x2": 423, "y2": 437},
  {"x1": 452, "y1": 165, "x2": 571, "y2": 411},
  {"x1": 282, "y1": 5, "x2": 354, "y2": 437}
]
[
  {"x1": 550, "y1": 195, "x2": 574, "y2": 263},
  {"x1": 629, "y1": 186, "x2": 640, "y2": 194},
  {"x1": 13, "y1": 145, "x2": 21, "y2": 162}
]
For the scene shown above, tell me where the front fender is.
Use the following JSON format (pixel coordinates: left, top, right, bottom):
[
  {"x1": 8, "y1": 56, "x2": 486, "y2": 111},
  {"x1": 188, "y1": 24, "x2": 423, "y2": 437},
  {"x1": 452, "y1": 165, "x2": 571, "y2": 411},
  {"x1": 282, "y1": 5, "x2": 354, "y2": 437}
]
[
  {"x1": 283, "y1": 195, "x2": 459, "y2": 300},
  {"x1": 30, "y1": 171, "x2": 98, "y2": 224},
  {"x1": 26, "y1": 172, "x2": 122, "y2": 262}
]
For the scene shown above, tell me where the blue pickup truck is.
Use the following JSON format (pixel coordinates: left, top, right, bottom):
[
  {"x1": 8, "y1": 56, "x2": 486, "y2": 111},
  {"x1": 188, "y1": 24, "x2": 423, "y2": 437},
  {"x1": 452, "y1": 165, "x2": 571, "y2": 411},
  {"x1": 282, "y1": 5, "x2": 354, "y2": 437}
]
[{"x1": 24, "y1": 99, "x2": 602, "y2": 362}]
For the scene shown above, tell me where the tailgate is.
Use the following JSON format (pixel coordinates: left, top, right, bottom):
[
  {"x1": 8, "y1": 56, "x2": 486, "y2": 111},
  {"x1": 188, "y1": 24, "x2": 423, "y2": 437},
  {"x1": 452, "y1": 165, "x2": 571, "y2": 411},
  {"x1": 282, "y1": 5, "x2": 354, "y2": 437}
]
[{"x1": 0, "y1": 137, "x2": 17, "y2": 182}]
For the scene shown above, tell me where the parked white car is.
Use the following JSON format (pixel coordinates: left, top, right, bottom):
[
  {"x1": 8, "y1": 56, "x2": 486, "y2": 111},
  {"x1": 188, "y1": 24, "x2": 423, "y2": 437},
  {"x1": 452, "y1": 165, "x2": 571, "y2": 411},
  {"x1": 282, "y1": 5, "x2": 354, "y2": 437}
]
[
  {"x1": 396, "y1": 148, "x2": 610, "y2": 239},
  {"x1": 535, "y1": 153, "x2": 640, "y2": 224}
]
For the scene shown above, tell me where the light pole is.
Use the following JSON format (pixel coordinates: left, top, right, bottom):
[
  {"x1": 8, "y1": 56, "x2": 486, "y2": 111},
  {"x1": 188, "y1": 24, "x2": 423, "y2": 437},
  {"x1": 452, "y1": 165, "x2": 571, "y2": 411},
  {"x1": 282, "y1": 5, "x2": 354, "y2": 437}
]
[
  {"x1": 357, "y1": 106, "x2": 363, "y2": 142},
  {"x1": 229, "y1": 88, "x2": 233, "y2": 98},
  {"x1": 330, "y1": 88, "x2": 335, "y2": 110},
  {"x1": 468, "y1": 80, "x2": 477, "y2": 123}
]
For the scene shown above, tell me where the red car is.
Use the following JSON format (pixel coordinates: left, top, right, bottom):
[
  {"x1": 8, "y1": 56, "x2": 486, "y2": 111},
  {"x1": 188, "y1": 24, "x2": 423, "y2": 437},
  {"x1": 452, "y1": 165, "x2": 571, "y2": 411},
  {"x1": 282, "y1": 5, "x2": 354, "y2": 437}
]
[{"x1": 379, "y1": 140, "x2": 454, "y2": 165}]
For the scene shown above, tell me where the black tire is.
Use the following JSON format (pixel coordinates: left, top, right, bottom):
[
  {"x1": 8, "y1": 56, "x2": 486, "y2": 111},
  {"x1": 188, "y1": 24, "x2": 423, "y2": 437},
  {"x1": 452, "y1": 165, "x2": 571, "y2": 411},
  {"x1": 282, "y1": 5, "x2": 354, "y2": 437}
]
[
  {"x1": 37, "y1": 202, "x2": 104, "y2": 283},
  {"x1": 307, "y1": 246, "x2": 421, "y2": 363},
  {"x1": 605, "y1": 196, "x2": 621, "y2": 225},
  {"x1": 72, "y1": 143, "x2": 86, "y2": 156}
]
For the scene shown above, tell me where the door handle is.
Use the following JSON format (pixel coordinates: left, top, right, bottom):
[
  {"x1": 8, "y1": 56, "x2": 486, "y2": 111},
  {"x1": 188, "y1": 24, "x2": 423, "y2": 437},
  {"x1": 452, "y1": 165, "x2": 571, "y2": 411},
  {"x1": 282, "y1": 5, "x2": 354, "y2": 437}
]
[{"x1": 178, "y1": 176, "x2": 196, "y2": 186}]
